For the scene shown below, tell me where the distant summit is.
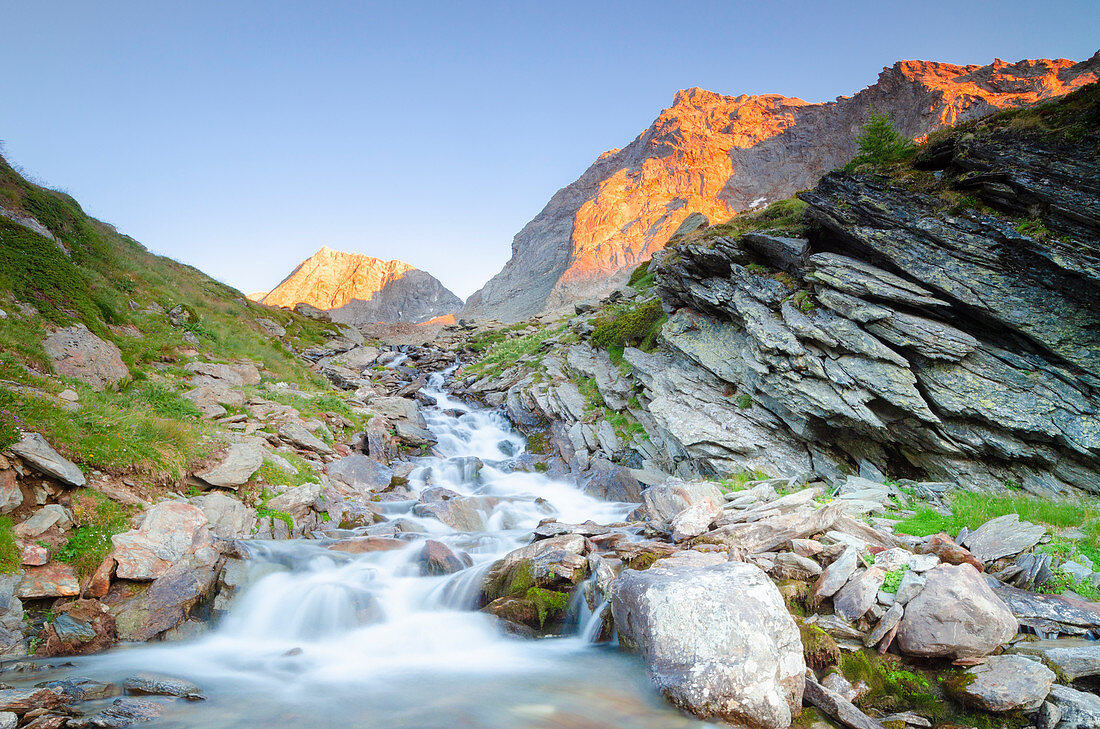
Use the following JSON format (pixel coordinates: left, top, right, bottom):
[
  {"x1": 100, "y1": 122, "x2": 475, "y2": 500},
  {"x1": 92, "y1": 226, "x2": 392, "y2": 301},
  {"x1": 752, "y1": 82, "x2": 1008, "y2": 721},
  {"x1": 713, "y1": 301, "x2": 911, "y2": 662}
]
[
  {"x1": 463, "y1": 51, "x2": 1100, "y2": 321},
  {"x1": 261, "y1": 246, "x2": 462, "y2": 325}
]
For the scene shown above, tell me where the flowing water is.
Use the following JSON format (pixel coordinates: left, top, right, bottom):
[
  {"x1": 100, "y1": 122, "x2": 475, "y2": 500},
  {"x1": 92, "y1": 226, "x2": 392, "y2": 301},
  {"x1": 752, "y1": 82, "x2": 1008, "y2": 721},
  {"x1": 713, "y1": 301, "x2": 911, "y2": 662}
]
[{"x1": 12, "y1": 373, "x2": 713, "y2": 728}]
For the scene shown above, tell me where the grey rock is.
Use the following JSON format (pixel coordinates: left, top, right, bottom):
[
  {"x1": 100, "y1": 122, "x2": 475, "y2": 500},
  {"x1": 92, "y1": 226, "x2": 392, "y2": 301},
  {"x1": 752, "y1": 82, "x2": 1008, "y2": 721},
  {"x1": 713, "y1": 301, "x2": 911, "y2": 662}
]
[
  {"x1": 43, "y1": 324, "x2": 130, "y2": 390},
  {"x1": 833, "y1": 567, "x2": 885, "y2": 622},
  {"x1": 864, "y1": 602, "x2": 904, "y2": 647},
  {"x1": 893, "y1": 570, "x2": 925, "y2": 605},
  {"x1": 803, "y1": 677, "x2": 886, "y2": 729},
  {"x1": 962, "y1": 514, "x2": 1046, "y2": 564},
  {"x1": 1011, "y1": 641, "x2": 1100, "y2": 681},
  {"x1": 950, "y1": 654, "x2": 1054, "y2": 712},
  {"x1": 394, "y1": 421, "x2": 438, "y2": 446},
  {"x1": 9, "y1": 432, "x2": 85, "y2": 487},
  {"x1": 194, "y1": 443, "x2": 264, "y2": 488},
  {"x1": 277, "y1": 422, "x2": 333, "y2": 455},
  {"x1": 669, "y1": 499, "x2": 721, "y2": 542},
  {"x1": 68, "y1": 697, "x2": 165, "y2": 727},
  {"x1": 814, "y1": 547, "x2": 859, "y2": 599},
  {"x1": 189, "y1": 492, "x2": 256, "y2": 540},
  {"x1": 612, "y1": 560, "x2": 804, "y2": 728},
  {"x1": 326, "y1": 454, "x2": 393, "y2": 495},
  {"x1": 641, "y1": 479, "x2": 725, "y2": 524},
  {"x1": 1045, "y1": 684, "x2": 1100, "y2": 729},
  {"x1": 123, "y1": 672, "x2": 204, "y2": 700},
  {"x1": 896, "y1": 564, "x2": 1017, "y2": 660}
]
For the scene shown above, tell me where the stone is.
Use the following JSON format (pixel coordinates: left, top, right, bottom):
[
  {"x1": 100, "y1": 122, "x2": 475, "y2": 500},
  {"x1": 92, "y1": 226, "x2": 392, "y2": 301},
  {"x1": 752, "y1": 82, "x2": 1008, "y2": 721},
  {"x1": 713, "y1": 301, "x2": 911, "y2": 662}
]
[
  {"x1": 0, "y1": 686, "x2": 71, "y2": 715},
  {"x1": 483, "y1": 535, "x2": 589, "y2": 601},
  {"x1": 418, "y1": 540, "x2": 466, "y2": 576},
  {"x1": 43, "y1": 324, "x2": 129, "y2": 390},
  {"x1": 35, "y1": 599, "x2": 115, "y2": 657},
  {"x1": 949, "y1": 654, "x2": 1054, "y2": 712},
  {"x1": 896, "y1": 564, "x2": 1017, "y2": 660},
  {"x1": 803, "y1": 677, "x2": 886, "y2": 729},
  {"x1": 111, "y1": 501, "x2": 219, "y2": 580},
  {"x1": 919, "y1": 533, "x2": 983, "y2": 571},
  {"x1": 9, "y1": 433, "x2": 85, "y2": 487},
  {"x1": 833, "y1": 567, "x2": 886, "y2": 622},
  {"x1": 907, "y1": 553, "x2": 939, "y2": 572},
  {"x1": 256, "y1": 317, "x2": 286, "y2": 337},
  {"x1": 394, "y1": 421, "x2": 438, "y2": 446},
  {"x1": 18, "y1": 541, "x2": 48, "y2": 566},
  {"x1": 669, "y1": 499, "x2": 721, "y2": 542},
  {"x1": 326, "y1": 536, "x2": 406, "y2": 554},
  {"x1": 1045, "y1": 684, "x2": 1100, "y2": 729},
  {"x1": 962, "y1": 514, "x2": 1046, "y2": 564},
  {"x1": 17, "y1": 563, "x2": 79, "y2": 599},
  {"x1": 326, "y1": 454, "x2": 393, "y2": 495},
  {"x1": 771, "y1": 552, "x2": 823, "y2": 581},
  {"x1": 413, "y1": 496, "x2": 489, "y2": 532},
  {"x1": 893, "y1": 570, "x2": 925, "y2": 605},
  {"x1": 14, "y1": 504, "x2": 71, "y2": 538},
  {"x1": 123, "y1": 672, "x2": 204, "y2": 700},
  {"x1": 277, "y1": 422, "x2": 333, "y2": 455},
  {"x1": 186, "y1": 361, "x2": 260, "y2": 386},
  {"x1": 612, "y1": 561, "x2": 804, "y2": 728},
  {"x1": 189, "y1": 492, "x2": 256, "y2": 540},
  {"x1": 67, "y1": 697, "x2": 165, "y2": 728},
  {"x1": 864, "y1": 602, "x2": 904, "y2": 647},
  {"x1": 0, "y1": 471, "x2": 23, "y2": 514},
  {"x1": 111, "y1": 563, "x2": 218, "y2": 642},
  {"x1": 193, "y1": 442, "x2": 264, "y2": 488},
  {"x1": 814, "y1": 547, "x2": 858, "y2": 599},
  {"x1": 641, "y1": 479, "x2": 725, "y2": 524},
  {"x1": 1010, "y1": 641, "x2": 1100, "y2": 681}
]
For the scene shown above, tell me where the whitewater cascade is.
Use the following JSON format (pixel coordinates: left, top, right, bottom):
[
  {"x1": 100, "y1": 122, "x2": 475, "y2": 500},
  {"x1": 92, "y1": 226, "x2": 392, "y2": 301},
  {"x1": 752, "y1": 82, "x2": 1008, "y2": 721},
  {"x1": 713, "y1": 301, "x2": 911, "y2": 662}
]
[{"x1": 14, "y1": 372, "x2": 710, "y2": 728}]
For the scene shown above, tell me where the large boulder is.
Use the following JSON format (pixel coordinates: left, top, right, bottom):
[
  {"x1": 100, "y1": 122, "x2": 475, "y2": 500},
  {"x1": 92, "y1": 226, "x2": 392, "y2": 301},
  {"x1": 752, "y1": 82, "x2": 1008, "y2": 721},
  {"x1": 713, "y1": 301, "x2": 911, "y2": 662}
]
[
  {"x1": 611, "y1": 560, "x2": 804, "y2": 728},
  {"x1": 8, "y1": 433, "x2": 85, "y2": 487},
  {"x1": 482, "y1": 534, "x2": 590, "y2": 632},
  {"x1": 962, "y1": 514, "x2": 1046, "y2": 564},
  {"x1": 1046, "y1": 684, "x2": 1100, "y2": 729},
  {"x1": 111, "y1": 563, "x2": 219, "y2": 641},
  {"x1": 111, "y1": 502, "x2": 219, "y2": 580},
  {"x1": 193, "y1": 442, "x2": 264, "y2": 489},
  {"x1": 896, "y1": 563, "x2": 1016, "y2": 660},
  {"x1": 277, "y1": 422, "x2": 333, "y2": 455},
  {"x1": 326, "y1": 454, "x2": 393, "y2": 496},
  {"x1": 190, "y1": 492, "x2": 257, "y2": 540},
  {"x1": 641, "y1": 479, "x2": 725, "y2": 524},
  {"x1": 43, "y1": 324, "x2": 129, "y2": 390}
]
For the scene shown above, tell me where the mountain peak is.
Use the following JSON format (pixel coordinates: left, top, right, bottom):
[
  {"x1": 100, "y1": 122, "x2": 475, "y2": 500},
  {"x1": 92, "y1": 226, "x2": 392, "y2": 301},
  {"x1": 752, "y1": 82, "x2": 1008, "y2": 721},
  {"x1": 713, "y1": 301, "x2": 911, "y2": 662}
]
[
  {"x1": 261, "y1": 248, "x2": 460, "y2": 325},
  {"x1": 464, "y1": 50, "x2": 1100, "y2": 322}
]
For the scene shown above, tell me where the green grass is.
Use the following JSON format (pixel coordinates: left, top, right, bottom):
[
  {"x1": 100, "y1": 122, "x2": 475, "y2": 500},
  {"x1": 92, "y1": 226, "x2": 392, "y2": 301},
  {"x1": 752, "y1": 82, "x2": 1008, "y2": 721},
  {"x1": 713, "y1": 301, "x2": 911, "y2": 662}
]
[
  {"x1": 466, "y1": 323, "x2": 567, "y2": 380},
  {"x1": 627, "y1": 260, "x2": 656, "y2": 291},
  {"x1": 55, "y1": 491, "x2": 134, "y2": 579},
  {"x1": 894, "y1": 491, "x2": 1100, "y2": 544},
  {"x1": 716, "y1": 469, "x2": 771, "y2": 493},
  {"x1": 590, "y1": 299, "x2": 666, "y2": 353},
  {"x1": 250, "y1": 452, "x2": 315, "y2": 489},
  {"x1": 701, "y1": 198, "x2": 809, "y2": 240},
  {"x1": 0, "y1": 517, "x2": 21, "y2": 574}
]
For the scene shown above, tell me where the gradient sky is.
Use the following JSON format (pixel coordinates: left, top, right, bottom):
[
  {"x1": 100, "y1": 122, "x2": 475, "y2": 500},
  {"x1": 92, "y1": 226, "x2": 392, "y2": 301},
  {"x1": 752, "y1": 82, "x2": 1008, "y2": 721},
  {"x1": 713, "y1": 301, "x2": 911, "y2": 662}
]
[{"x1": 1, "y1": 1, "x2": 1097, "y2": 300}]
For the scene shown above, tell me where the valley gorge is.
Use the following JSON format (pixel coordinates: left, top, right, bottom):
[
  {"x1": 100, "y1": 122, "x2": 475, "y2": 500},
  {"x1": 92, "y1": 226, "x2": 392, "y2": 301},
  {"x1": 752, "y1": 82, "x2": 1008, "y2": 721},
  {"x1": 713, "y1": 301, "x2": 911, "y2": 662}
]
[{"x1": 0, "y1": 48, "x2": 1099, "y2": 729}]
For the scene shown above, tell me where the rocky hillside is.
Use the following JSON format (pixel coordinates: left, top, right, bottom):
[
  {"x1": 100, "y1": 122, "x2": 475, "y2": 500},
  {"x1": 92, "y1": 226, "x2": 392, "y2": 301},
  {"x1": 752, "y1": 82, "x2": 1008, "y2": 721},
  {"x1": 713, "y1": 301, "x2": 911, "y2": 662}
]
[
  {"x1": 463, "y1": 51, "x2": 1100, "y2": 322},
  {"x1": 455, "y1": 80, "x2": 1100, "y2": 496},
  {"x1": 260, "y1": 246, "x2": 462, "y2": 325}
]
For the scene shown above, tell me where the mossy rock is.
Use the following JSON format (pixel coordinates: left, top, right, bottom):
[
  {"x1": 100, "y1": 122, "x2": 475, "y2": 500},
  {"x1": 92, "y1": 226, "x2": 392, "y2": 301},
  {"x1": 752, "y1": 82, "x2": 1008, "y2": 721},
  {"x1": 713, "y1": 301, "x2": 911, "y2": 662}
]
[{"x1": 799, "y1": 621, "x2": 840, "y2": 670}]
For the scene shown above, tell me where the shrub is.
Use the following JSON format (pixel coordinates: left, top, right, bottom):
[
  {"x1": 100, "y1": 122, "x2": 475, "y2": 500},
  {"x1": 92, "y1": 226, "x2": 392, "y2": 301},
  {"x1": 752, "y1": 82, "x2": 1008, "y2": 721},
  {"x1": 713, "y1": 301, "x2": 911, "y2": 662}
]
[
  {"x1": 846, "y1": 110, "x2": 916, "y2": 170},
  {"x1": 627, "y1": 260, "x2": 655, "y2": 291}
]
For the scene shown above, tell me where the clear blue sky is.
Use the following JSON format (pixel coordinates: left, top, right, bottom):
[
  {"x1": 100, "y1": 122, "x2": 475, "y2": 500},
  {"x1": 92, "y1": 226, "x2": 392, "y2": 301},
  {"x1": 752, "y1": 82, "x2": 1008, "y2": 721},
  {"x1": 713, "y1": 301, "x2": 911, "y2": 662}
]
[{"x1": 1, "y1": 1, "x2": 1096, "y2": 299}]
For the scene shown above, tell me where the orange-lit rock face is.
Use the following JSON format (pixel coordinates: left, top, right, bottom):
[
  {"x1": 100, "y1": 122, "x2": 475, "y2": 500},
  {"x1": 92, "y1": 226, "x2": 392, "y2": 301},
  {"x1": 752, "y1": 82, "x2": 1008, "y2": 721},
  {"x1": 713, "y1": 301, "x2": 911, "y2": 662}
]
[
  {"x1": 464, "y1": 52, "x2": 1099, "y2": 322},
  {"x1": 261, "y1": 247, "x2": 462, "y2": 325}
]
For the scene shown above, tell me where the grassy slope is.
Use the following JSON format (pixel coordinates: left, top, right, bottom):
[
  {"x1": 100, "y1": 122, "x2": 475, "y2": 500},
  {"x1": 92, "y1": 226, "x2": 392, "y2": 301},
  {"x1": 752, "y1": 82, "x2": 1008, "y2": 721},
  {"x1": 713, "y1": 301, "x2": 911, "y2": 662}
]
[{"x1": 0, "y1": 154, "x2": 340, "y2": 483}]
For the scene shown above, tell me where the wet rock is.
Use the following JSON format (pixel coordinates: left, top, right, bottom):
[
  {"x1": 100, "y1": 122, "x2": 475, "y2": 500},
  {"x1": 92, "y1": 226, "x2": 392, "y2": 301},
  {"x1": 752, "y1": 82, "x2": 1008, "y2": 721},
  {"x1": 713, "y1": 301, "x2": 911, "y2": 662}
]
[
  {"x1": 948, "y1": 654, "x2": 1054, "y2": 712},
  {"x1": 581, "y1": 460, "x2": 644, "y2": 502},
  {"x1": 418, "y1": 540, "x2": 466, "y2": 576},
  {"x1": 962, "y1": 514, "x2": 1045, "y2": 564},
  {"x1": 36, "y1": 599, "x2": 116, "y2": 657},
  {"x1": 483, "y1": 534, "x2": 589, "y2": 602},
  {"x1": 612, "y1": 560, "x2": 804, "y2": 728},
  {"x1": 111, "y1": 563, "x2": 218, "y2": 642},
  {"x1": 9, "y1": 433, "x2": 85, "y2": 487},
  {"x1": 17, "y1": 562, "x2": 79, "y2": 599},
  {"x1": 193, "y1": 443, "x2": 264, "y2": 489},
  {"x1": 43, "y1": 324, "x2": 129, "y2": 391},
  {"x1": 112, "y1": 501, "x2": 219, "y2": 580},
  {"x1": 189, "y1": 492, "x2": 256, "y2": 540},
  {"x1": 919, "y1": 533, "x2": 983, "y2": 571},
  {"x1": 394, "y1": 422, "x2": 438, "y2": 446},
  {"x1": 896, "y1": 563, "x2": 1016, "y2": 660},
  {"x1": 1045, "y1": 684, "x2": 1100, "y2": 729},
  {"x1": 0, "y1": 686, "x2": 71, "y2": 714},
  {"x1": 123, "y1": 672, "x2": 204, "y2": 700},
  {"x1": 327, "y1": 536, "x2": 406, "y2": 554},
  {"x1": 262, "y1": 482, "x2": 325, "y2": 532},
  {"x1": 833, "y1": 567, "x2": 885, "y2": 622},
  {"x1": 413, "y1": 496, "x2": 489, "y2": 532},
  {"x1": 277, "y1": 422, "x2": 334, "y2": 455},
  {"x1": 326, "y1": 454, "x2": 393, "y2": 495},
  {"x1": 67, "y1": 697, "x2": 164, "y2": 727}
]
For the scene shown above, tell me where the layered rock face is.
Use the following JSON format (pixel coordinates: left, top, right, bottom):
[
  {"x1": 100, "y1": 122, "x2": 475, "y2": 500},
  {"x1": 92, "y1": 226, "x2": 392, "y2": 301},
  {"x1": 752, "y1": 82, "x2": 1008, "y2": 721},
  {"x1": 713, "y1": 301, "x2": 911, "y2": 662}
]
[
  {"x1": 649, "y1": 95, "x2": 1100, "y2": 494},
  {"x1": 261, "y1": 246, "x2": 462, "y2": 325},
  {"x1": 464, "y1": 52, "x2": 1099, "y2": 322}
]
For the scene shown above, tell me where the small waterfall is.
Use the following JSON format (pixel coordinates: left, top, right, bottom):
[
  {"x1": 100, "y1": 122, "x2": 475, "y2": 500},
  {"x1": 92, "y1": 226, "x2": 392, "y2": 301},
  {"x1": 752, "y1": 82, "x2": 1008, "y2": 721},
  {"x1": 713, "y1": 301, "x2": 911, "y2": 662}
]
[{"x1": 580, "y1": 598, "x2": 612, "y2": 644}]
